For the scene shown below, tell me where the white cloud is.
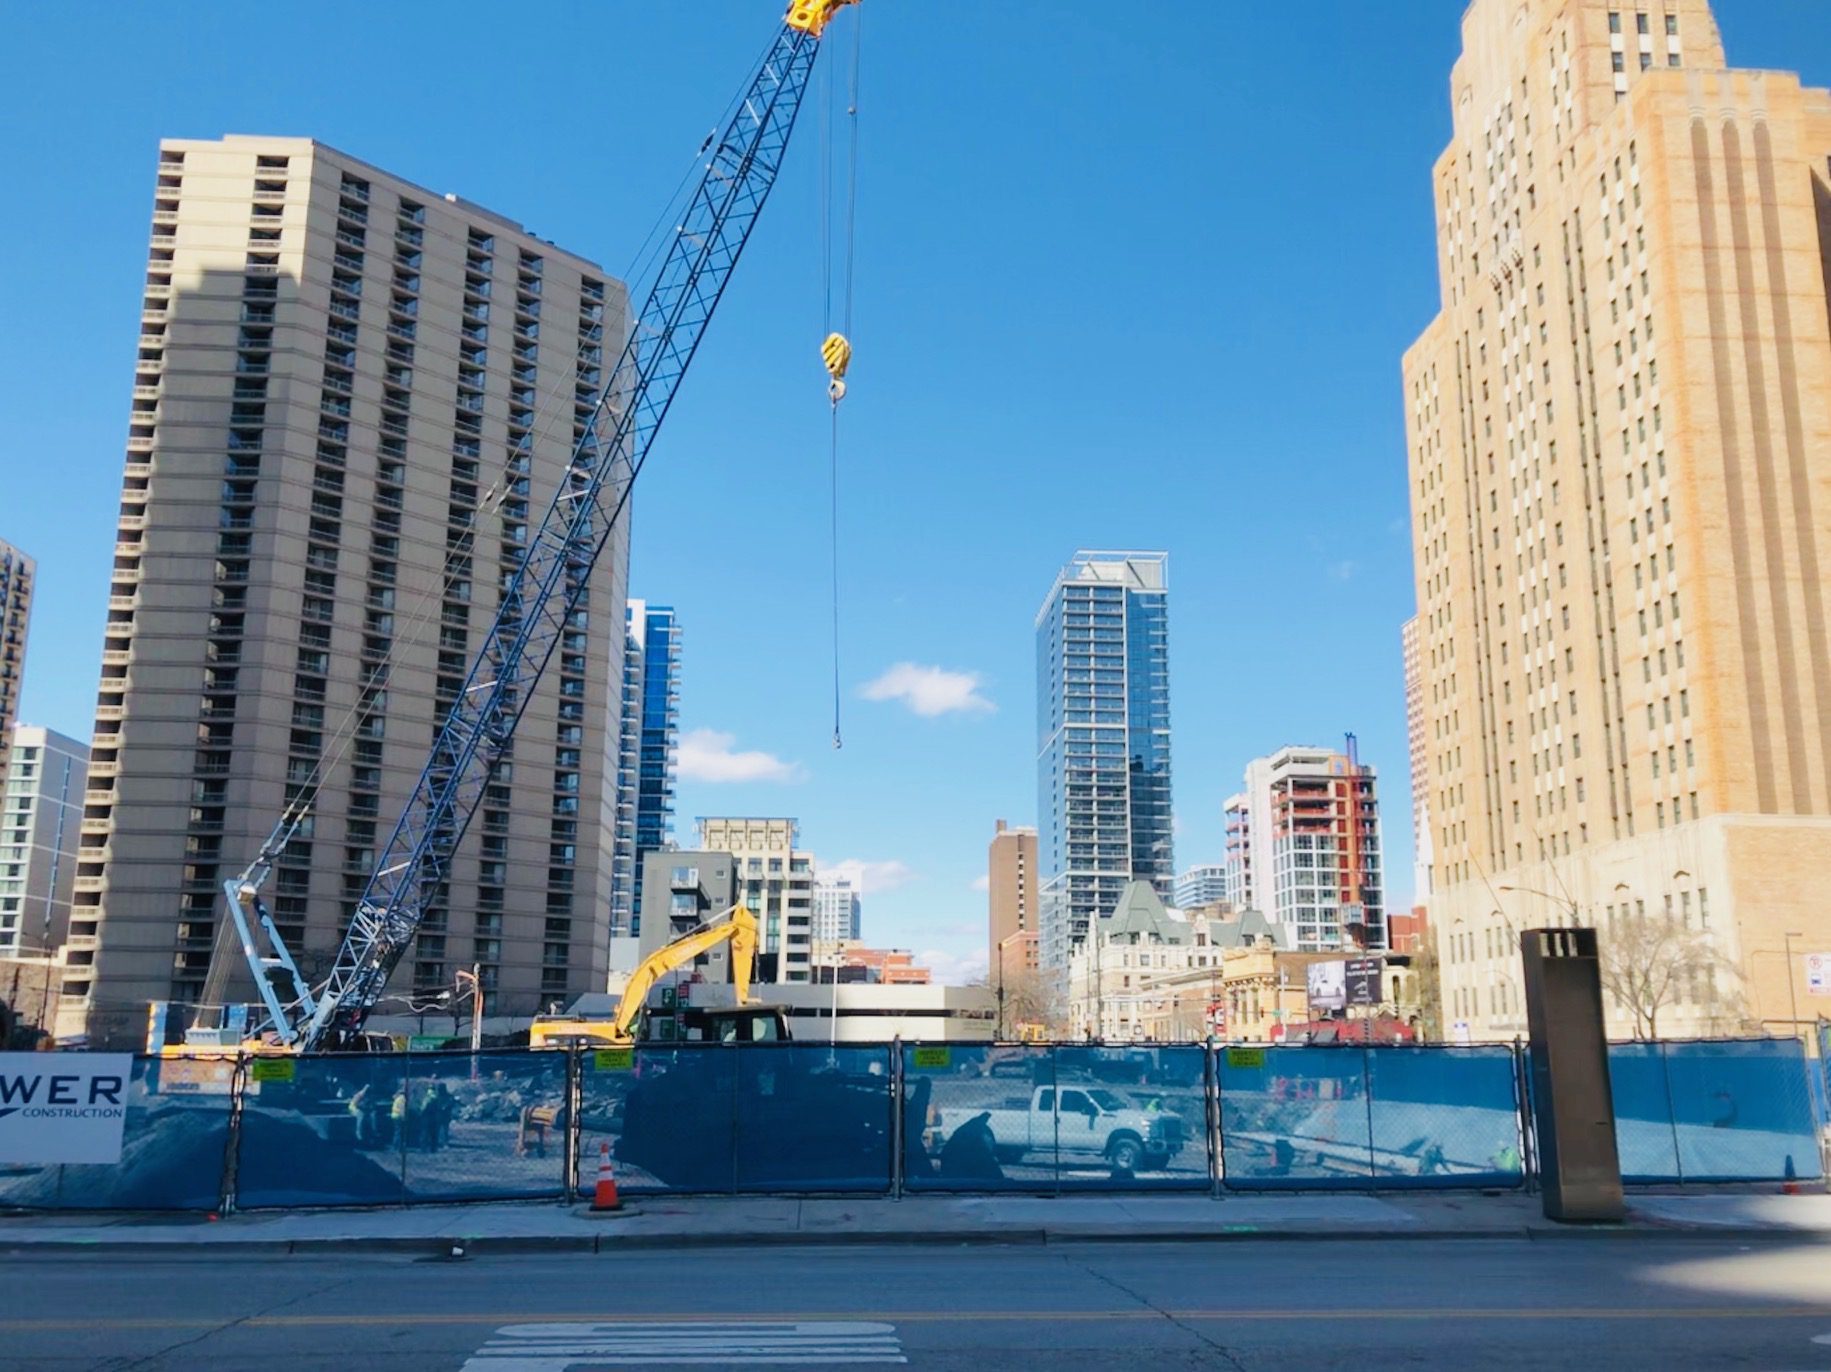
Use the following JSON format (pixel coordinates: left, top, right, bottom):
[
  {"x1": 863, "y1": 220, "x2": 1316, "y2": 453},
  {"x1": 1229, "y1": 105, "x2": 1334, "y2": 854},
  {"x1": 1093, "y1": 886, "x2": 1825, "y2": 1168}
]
[
  {"x1": 1330, "y1": 559, "x2": 1359, "y2": 582},
  {"x1": 819, "y1": 858, "x2": 916, "y2": 895},
  {"x1": 970, "y1": 873, "x2": 990, "y2": 893},
  {"x1": 859, "y1": 662, "x2": 994, "y2": 718},
  {"x1": 917, "y1": 945, "x2": 989, "y2": 987},
  {"x1": 675, "y1": 728, "x2": 806, "y2": 784}
]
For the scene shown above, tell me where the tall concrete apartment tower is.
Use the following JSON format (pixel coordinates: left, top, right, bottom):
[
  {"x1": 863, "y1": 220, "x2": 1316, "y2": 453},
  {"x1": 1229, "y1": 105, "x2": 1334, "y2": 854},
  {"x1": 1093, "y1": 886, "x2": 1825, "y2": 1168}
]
[
  {"x1": 610, "y1": 600, "x2": 680, "y2": 936},
  {"x1": 67, "y1": 137, "x2": 630, "y2": 1046},
  {"x1": 1403, "y1": 2, "x2": 1831, "y2": 1041},
  {"x1": 0, "y1": 540, "x2": 34, "y2": 792},
  {"x1": 0, "y1": 726, "x2": 89, "y2": 958},
  {"x1": 1035, "y1": 552, "x2": 1173, "y2": 975},
  {"x1": 1225, "y1": 745, "x2": 1386, "y2": 951},
  {"x1": 987, "y1": 818, "x2": 1038, "y2": 983}
]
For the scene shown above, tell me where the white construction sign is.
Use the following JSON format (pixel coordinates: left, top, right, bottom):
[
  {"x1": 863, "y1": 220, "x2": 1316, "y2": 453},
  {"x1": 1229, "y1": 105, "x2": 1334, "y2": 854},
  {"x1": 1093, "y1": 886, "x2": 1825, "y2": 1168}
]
[
  {"x1": 1807, "y1": 951, "x2": 1831, "y2": 998},
  {"x1": 0, "y1": 1053, "x2": 133, "y2": 1164}
]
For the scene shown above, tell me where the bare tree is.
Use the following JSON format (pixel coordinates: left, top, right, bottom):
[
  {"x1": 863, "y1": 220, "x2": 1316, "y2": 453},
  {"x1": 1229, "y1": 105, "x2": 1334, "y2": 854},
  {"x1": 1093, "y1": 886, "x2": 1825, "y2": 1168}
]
[
  {"x1": 1404, "y1": 932, "x2": 1445, "y2": 1042},
  {"x1": 1598, "y1": 911, "x2": 1728, "y2": 1039},
  {"x1": 977, "y1": 967, "x2": 1066, "y2": 1038}
]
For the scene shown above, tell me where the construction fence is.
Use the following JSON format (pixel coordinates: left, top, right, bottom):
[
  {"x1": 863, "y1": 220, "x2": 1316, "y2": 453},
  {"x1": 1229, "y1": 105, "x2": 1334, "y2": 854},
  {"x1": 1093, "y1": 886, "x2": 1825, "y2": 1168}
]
[{"x1": 1, "y1": 1037, "x2": 1822, "y2": 1212}]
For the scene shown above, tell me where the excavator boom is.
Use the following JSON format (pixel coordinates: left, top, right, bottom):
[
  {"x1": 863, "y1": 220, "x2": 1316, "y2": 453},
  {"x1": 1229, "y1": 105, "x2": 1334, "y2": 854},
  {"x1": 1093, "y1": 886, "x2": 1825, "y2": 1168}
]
[
  {"x1": 528, "y1": 906, "x2": 759, "y2": 1048},
  {"x1": 611, "y1": 906, "x2": 757, "y2": 1039}
]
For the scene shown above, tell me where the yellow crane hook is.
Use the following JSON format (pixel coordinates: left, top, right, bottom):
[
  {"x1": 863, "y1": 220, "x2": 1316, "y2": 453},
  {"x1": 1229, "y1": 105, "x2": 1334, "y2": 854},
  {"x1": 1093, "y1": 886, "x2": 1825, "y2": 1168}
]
[{"x1": 821, "y1": 331, "x2": 851, "y2": 404}]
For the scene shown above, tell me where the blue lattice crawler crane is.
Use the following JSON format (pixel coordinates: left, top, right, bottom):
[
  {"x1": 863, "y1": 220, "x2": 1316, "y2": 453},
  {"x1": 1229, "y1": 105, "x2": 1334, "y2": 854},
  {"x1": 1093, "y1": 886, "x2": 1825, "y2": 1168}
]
[{"x1": 156, "y1": 0, "x2": 862, "y2": 1057}]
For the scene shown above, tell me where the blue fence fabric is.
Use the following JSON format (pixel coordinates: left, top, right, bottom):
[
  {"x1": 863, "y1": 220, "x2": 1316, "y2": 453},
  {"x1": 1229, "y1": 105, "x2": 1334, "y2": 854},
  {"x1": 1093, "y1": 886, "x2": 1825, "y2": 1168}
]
[
  {"x1": 235, "y1": 1050, "x2": 569, "y2": 1208},
  {"x1": 1366, "y1": 1046, "x2": 1524, "y2": 1188},
  {"x1": 1213, "y1": 1044, "x2": 1522, "y2": 1190},
  {"x1": 1606, "y1": 1041, "x2": 1680, "y2": 1182},
  {"x1": 1217, "y1": 1045, "x2": 1373, "y2": 1188},
  {"x1": 904, "y1": 1045, "x2": 1208, "y2": 1193},
  {"x1": 578, "y1": 1044, "x2": 894, "y2": 1195},
  {"x1": 4, "y1": 1038, "x2": 1821, "y2": 1212},
  {"x1": 1651, "y1": 1039, "x2": 1819, "y2": 1183}
]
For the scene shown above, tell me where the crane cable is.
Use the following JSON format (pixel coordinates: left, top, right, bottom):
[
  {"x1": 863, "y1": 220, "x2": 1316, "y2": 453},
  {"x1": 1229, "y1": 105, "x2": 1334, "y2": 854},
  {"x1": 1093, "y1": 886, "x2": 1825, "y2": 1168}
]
[{"x1": 821, "y1": 7, "x2": 862, "y2": 749}]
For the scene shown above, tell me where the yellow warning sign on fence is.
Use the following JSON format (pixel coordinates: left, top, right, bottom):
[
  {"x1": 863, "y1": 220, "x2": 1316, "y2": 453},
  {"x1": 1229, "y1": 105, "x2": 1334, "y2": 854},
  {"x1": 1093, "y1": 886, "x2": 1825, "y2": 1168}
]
[
  {"x1": 249, "y1": 1058, "x2": 296, "y2": 1083},
  {"x1": 911, "y1": 1047, "x2": 952, "y2": 1070},
  {"x1": 1225, "y1": 1048, "x2": 1266, "y2": 1069},
  {"x1": 594, "y1": 1048, "x2": 635, "y2": 1071}
]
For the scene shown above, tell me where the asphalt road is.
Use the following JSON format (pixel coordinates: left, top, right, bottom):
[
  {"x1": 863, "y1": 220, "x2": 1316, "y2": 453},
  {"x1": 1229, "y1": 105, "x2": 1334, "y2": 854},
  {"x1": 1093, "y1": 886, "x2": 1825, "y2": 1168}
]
[{"x1": 6, "y1": 1237, "x2": 1831, "y2": 1370}]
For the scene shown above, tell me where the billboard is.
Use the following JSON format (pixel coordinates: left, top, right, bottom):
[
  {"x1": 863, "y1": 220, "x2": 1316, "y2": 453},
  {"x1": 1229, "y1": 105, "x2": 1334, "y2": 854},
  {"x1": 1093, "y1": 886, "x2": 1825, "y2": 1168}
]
[
  {"x1": 0, "y1": 1052, "x2": 132, "y2": 1164},
  {"x1": 1345, "y1": 957, "x2": 1383, "y2": 1007},
  {"x1": 1307, "y1": 961, "x2": 1346, "y2": 1012},
  {"x1": 1307, "y1": 958, "x2": 1382, "y2": 1014}
]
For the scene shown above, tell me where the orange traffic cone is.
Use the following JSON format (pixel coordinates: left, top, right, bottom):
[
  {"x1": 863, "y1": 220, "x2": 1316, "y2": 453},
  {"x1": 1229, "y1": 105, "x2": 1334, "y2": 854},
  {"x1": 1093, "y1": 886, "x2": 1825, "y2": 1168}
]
[{"x1": 591, "y1": 1140, "x2": 622, "y2": 1211}]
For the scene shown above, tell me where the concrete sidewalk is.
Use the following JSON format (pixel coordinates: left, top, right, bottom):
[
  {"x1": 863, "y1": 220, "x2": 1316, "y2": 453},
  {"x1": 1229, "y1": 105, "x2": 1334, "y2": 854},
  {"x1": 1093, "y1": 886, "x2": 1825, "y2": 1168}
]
[{"x1": 3, "y1": 1191, "x2": 1830, "y2": 1255}]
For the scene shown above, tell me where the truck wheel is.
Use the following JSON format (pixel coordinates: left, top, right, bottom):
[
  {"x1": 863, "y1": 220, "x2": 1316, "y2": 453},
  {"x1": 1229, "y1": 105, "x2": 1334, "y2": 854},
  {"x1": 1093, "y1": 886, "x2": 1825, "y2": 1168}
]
[{"x1": 1108, "y1": 1135, "x2": 1143, "y2": 1172}]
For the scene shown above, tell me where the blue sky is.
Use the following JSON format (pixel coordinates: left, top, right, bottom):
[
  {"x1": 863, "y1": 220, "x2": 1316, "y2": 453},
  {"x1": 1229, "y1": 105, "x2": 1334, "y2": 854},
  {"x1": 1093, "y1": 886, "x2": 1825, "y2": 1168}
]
[{"x1": 3, "y1": 2, "x2": 1828, "y2": 985}]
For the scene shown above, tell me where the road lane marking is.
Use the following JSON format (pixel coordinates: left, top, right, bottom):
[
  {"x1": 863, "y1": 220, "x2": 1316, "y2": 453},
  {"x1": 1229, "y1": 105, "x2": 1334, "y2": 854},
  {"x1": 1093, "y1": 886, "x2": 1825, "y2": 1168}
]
[
  {"x1": 461, "y1": 1320, "x2": 905, "y2": 1368},
  {"x1": 4, "y1": 1306, "x2": 1831, "y2": 1333}
]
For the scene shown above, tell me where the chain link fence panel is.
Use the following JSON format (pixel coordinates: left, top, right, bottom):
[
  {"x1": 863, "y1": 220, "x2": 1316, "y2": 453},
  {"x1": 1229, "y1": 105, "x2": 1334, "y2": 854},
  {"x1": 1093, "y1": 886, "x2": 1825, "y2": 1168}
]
[
  {"x1": 1365, "y1": 1046, "x2": 1525, "y2": 1187},
  {"x1": 1605, "y1": 1041, "x2": 1680, "y2": 1182},
  {"x1": 234, "y1": 1053, "x2": 412, "y2": 1207},
  {"x1": 0, "y1": 1056, "x2": 232, "y2": 1211},
  {"x1": 1217, "y1": 1044, "x2": 1372, "y2": 1187},
  {"x1": 903, "y1": 1044, "x2": 1053, "y2": 1191},
  {"x1": 1656, "y1": 1038, "x2": 1821, "y2": 1183},
  {"x1": 398, "y1": 1050, "x2": 569, "y2": 1202},
  {"x1": 579, "y1": 1044, "x2": 894, "y2": 1195}
]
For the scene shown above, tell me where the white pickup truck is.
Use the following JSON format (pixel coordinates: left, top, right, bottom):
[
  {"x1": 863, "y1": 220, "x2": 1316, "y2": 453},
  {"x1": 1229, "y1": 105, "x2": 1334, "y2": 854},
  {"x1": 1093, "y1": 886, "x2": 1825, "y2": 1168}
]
[{"x1": 934, "y1": 1084, "x2": 1188, "y2": 1172}]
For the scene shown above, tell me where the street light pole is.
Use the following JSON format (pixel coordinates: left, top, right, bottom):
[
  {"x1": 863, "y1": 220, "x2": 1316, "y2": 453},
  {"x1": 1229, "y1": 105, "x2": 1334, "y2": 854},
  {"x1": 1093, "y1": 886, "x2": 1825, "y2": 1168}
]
[
  {"x1": 454, "y1": 965, "x2": 483, "y2": 1054},
  {"x1": 996, "y1": 936, "x2": 1006, "y2": 1041},
  {"x1": 1784, "y1": 931, "x2": 1804, "y2": 1039}
]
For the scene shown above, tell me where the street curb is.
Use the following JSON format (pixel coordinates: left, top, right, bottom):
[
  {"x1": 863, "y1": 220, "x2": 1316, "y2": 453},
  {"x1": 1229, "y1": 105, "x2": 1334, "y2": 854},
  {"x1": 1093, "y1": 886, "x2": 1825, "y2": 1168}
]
[{"x1": 4, "y1": 1223, "x2": 1826, "y2": 1257}]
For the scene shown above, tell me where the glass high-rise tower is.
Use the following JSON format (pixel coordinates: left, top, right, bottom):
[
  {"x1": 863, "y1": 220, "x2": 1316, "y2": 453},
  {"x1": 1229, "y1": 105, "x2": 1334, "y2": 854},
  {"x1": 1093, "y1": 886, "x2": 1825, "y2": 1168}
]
[
  {"x1": 611, "y1": 600, "x2": 680, "y2": 936},
  {"x1": 1035, "y1": 551, "x2": 1172, "y2": 974}
]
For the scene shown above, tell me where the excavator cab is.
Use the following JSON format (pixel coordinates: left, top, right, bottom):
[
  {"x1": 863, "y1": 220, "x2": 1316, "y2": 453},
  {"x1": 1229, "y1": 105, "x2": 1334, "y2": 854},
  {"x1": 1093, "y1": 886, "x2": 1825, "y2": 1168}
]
[{"x1": 680, "y1": 1004, "x2": 790, "y2": 1043}]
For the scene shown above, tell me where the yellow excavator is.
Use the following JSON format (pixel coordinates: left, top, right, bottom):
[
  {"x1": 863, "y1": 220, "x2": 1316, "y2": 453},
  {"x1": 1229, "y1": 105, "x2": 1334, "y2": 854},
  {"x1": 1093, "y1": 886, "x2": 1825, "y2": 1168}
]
[{"x1": 527, "y1": 905, "x2": 790, "y2": 1049}]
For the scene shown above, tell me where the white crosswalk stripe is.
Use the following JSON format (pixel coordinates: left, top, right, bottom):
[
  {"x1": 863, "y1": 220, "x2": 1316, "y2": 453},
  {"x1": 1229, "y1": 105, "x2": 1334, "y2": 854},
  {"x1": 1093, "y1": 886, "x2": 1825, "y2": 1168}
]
[{"x1": 460, "y1": 1320, "x2": 907, "y2": 1369}]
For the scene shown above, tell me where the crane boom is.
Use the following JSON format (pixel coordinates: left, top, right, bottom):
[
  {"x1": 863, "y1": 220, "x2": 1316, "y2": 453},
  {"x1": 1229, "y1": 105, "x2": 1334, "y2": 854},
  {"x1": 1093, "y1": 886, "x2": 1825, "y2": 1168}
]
[{"x1": 228, "y1": 4, "x2": 856, "y2": 1052}]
